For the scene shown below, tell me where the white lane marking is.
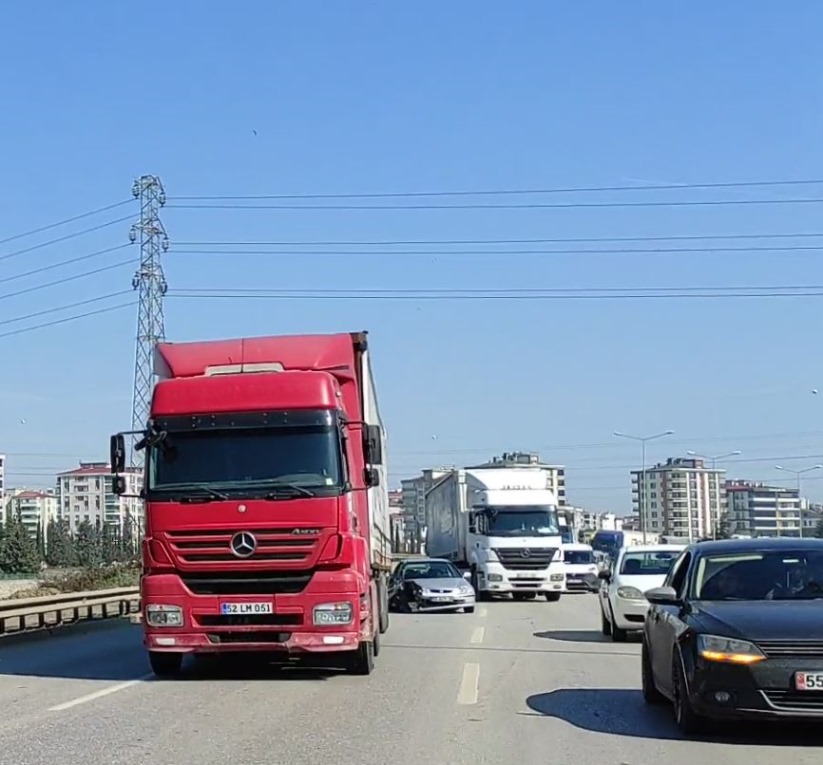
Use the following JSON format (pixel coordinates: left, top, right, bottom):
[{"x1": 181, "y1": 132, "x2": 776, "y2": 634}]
[
  {"x1": 477, "y1": 607, "x2": 488, "y2": 618},
  {"x1": 470, "y1": 626, "x2": 485, "y2": 645},
  {"x1": 457, "y1": 662, "x2": 480, "y2": 705},
  {"x1": 49, "y1": 674, "x2": 153, "y2": 712}
]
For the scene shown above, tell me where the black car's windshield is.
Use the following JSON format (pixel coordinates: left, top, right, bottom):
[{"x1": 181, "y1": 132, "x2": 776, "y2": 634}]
[
  {"x1": 620, "y1": 550, "x2": 680, "y2": 576},
  {"x1": 694, "y1": 549, "x2": 823, "y2": 601},
  {"x1": 564, "y1": 549, "x2": 594, "y2": 565},
  {"x1": 401, "y1": 561, "x2": 462, "y2": 580},
  {"x1": 481, "y1": 506, "x2": 559, "y2": 536},
  {"x1": 148, "y1": 425, "x2": 344, "y2": 496}
]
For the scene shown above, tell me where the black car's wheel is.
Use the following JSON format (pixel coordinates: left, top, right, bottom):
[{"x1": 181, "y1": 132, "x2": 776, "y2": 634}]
[
  {"x1": 600, "y1": 605, "x2": 612, "y2": 636},
  {"x1": 641, "y1": 640, "x2": 665, "y2": 705},
  {"x1": 672, "y1": 654, "x2": 707, "y2": 735}
]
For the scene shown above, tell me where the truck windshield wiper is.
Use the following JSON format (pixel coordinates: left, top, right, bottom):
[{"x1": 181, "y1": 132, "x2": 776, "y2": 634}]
[
  {"x1": 154, "y1": 483, "x2": 230, "y2": 501},
  {"x1": 264, "y1": 483, "x2": 316, "y2": 499}
]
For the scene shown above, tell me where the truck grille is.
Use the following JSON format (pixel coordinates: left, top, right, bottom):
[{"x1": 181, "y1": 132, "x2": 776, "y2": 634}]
[
  {"x1": 492, "y1": 547, "x2": 557, "y2": 571},
  {"x1": 165, "y1": 527, "x2": 324, "y2": 566},
  {"x1": 181, "y1": 571, "x2": 312, "y2": 596}
]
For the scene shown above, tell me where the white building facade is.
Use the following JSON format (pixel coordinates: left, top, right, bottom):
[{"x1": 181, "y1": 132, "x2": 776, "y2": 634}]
[
  {"x1": 726, "y1": 480, "x2": 803, "y2": 537},
  {"x1": 631, "y1": 457, "x2": 727, "y2": 540},
  {"x1": 3, "y1": 488, "x2": 58, "y2": 539},
  {"x1": 56, "y1": 462, "x2": 143, "y2": 537}
]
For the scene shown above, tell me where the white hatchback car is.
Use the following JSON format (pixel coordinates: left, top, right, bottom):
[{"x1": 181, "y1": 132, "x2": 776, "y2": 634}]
[{"x1": 598, "y1": 544, "x2": 684, "y2": 641}]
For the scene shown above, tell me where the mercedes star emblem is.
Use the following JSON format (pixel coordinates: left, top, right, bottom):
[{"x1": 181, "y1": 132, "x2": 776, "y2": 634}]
[
  {"x1": 520, "y1": 549, "x2": 531, "y2": 558},
  {"x1": 230, "y1": 531, "x2": 257, "y2": 559}
]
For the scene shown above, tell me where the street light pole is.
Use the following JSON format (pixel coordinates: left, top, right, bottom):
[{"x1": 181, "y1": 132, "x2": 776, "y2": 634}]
[
  {"x1": 775, "y1": 464, "x2": 823, "y2": 538},
  {"x1": 686, "y1": 450, "x2": 741, "y2": 540},
  {"x1": 614, "y1": 430, "x2": 675, "y2": 545}
]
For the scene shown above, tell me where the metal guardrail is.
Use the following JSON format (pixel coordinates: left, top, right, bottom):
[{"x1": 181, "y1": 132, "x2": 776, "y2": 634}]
[{"x1": 0, "y1": 587, "x2": 140, "y2": 637}]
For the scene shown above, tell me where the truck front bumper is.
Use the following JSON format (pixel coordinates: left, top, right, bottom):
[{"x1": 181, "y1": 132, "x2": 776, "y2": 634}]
[
  {"x1": 140, "y1": 571, "x2": 368, "y2": 655},
  {"x1": 478, "y1": 563, "x2": 565, "y2": 594}
]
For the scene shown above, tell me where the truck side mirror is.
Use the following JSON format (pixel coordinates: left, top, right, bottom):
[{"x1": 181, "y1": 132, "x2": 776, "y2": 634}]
[
  {"x1": 364, "y1": 467, "x2": 380, "y2": 488},
  {"x1": 110, "y1": 434, "x2": 126, "y2": 474},
  {"x1": 364, "y1": 425, "x2": 383, "y2": 465},
  {"x1": 112, "y1": 475, "x2": 128, "y2": 496}
]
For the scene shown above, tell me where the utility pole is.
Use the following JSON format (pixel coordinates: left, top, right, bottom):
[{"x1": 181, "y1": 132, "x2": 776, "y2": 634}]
[
  {"x1": 129, "y1": 175, "x2": 169, "y2": 468},
  {"x1": 775, "y1": 464, "x2": 822, "y2": 538},
  {"x1": 614, "y1": 430, "x2": 674, "y2": 545}
]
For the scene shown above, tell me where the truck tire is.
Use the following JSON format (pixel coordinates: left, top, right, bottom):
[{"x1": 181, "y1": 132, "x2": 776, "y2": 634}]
[
  {"x1": 148, "y1": 651, "x2": 183, "y2": 678},
  {"x1": 378, "y1": 574, "x2": 390, "y2": 634},
  {"x1": 346, "y1": 640, "x2": 375, "y2": 675},
  {"x1": 544, "y1": 592, "x2": 561, "y2": 602}
]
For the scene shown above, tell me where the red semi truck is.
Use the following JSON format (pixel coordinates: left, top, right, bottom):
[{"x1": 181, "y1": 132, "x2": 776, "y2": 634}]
[{"x1": 109, "y1": 331, "x2": 392, "y2": 677}]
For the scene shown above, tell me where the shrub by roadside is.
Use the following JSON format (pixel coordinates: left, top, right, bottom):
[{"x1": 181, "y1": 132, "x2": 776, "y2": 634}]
[{"x1": 8, "y1": 562, "x2": 140, "y2": 599}]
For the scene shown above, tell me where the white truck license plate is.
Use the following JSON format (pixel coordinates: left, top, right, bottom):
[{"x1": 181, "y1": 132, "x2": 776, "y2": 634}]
[
  {"x1": 220, "y1": 602, "x2": 273, "y2": 615},
  {"x1": 795, "y1": 672, "x2": 823, "y2": 691}
]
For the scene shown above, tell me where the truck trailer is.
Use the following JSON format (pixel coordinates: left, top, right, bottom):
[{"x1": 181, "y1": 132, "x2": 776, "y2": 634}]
[
  {"x1": 424, "y1": 467, "x2": 566, "y2": 601},
  {"x1": 109, "y1": 331, "x2": 391, "y2": 677}
]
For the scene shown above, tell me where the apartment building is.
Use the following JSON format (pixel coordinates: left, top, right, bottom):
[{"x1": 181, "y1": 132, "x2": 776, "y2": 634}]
[
  {"x1": 401, "y1": 467, "x2": 450, "y2": 551},
  {"x1": 3, "y1": 488, "x2": 58, "y2": 539},
  {"x1": 631, "y1": 457, "x2": 726, "y2": 540},
  {"x1": 56, "y1": 462, "x2": 143, "y2": 536},
  {"x1": 726, "y1": 480, "x2": 803, "y2": 537}
]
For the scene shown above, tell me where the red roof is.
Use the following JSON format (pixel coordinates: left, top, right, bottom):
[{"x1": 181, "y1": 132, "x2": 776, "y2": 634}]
[
  {"x1": 58, "y1": 463, "x2": 139, "y2": 477},
  {"x1": 14, "y1": 490, "x2": 51, "y2": 500}
]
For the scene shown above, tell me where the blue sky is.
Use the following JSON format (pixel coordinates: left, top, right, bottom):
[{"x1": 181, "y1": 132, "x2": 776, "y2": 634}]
[{"x1": 2, "y1": 2, "x2": 823, "y2": 511}]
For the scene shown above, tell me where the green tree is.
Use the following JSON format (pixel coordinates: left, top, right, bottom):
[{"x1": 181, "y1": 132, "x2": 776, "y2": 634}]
[
  {"x1": 75, "y1": 520, "x2": 103, "y2": 568},
  {"x1": 46, "y1": 519, "x2": 76, "y2": 567},
  {"x1": 0, "y1": 512, "x2": 41, "y2": 574},
  {"x1": 101, "y1": 523, "x2": 119, "y2": 564}
]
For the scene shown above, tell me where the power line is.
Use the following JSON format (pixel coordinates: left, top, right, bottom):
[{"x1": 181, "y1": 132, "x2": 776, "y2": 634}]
[
  {"x1": 171, "y1": 177, "x2": 823, "y2": 201},
  {"x1": 0, "y1": 291, "x2": 133, "y2": 327},
  {"x1": 0, "y1": 301, "x2": 136, "y2": 340},
  {"x1": 0, "y1": 200, "x2": 133, "y2": 247},
  {"x1": 0, "y1": 257, "x2": 135, "y2": 303},
  {"x1": 168, "y1": 287, "x2": 823, "y2": 301},
  {"x1": 168, "y1": 196, "x2": 823, "y2": 211},
  {"x1": 0, "y1": 243, "x2": 132, "y2": 287},
  {"x1": 173, "y1": 244, "x2": 823, "y2": 258},
  {"x1": 0, "y1": 214, "x2": 135, "y2": 264},
  {"x1": 175, "y1": 231, "x2": 823, "y2": 247}
]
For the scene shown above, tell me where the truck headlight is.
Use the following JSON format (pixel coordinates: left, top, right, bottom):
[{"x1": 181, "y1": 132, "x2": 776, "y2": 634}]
[
  {"x1": 145, "y1": 604, "x2": 183, "y2": 627},
  {"x1": 550, "y1": 574, "x2": 564, "y2": 582},
  {"x1": 487, "y1": 573, "x2": 503, "y2": 582},
  {"x1": 313, "y1": 602, "x2": 353, "y2": 626}
]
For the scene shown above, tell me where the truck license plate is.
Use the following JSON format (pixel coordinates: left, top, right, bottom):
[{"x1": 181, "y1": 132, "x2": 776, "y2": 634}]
[
  {"x1": 795, "y1": 672, "x2": 823, "y2": 690},
  {"x1": 220, "y1": 602, "x2": 273, "y2": 615}
]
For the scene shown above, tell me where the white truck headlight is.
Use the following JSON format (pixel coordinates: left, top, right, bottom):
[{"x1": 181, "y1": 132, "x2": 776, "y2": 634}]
[
  {"x1": 313, "y1": 602, "x2": 353, "y2": 626},
  {"x1": 145, "y1": 604, "x2": 183, "y2": 627}
]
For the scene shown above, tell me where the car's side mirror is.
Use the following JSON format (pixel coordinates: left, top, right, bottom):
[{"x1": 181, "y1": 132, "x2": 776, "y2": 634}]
[
  {"x1": 597, "y1": 569, "x2": 611, "y2": 581},
  {"x1": 462, "y1": 571, "x2": 472, "y2": 580},
  {"x1": 645, "y1": 585, "x2": 680, "y2": 605}
]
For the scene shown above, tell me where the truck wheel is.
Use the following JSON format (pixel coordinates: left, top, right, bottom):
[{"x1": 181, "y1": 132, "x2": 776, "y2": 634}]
[
  {"x1": 544, "y1": 592, "x2": 561, "y2": 602},
  {"x1": 464, "y1": 606, "x2": 476, "y2": 613},
  {"x1": 378, "y1": 575, "x2": 390, "y2": 634},
  {"x1": 346, "y1": 640, "x2": 375, "y2": 676},
  {"x1": 148, "y1": 651, "x2": 183, "y2": 678}
]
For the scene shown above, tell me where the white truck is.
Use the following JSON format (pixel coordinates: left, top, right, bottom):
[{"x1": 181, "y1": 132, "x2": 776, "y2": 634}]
[{"x1": 424, "y1": 467, "x2": 566, "y2": 601}]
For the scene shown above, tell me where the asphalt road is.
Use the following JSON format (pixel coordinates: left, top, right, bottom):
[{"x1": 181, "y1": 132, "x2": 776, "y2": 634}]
[{"x1": 1, "y1": 594, "x2": 822, "y2": 764}]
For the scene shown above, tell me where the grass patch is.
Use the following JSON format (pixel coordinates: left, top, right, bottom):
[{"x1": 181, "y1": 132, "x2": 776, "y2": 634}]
[{"x1": 9, "y1": 563, "x2": 140, "y2": 599}]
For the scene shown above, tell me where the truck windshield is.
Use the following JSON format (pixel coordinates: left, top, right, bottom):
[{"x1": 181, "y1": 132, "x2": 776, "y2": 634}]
[
  {"x1": 482, "y1": 506, "x2": 559, "y2": 536},
  {"x1": 148, "y1": 426, "x2": 344, "y2": 495}
]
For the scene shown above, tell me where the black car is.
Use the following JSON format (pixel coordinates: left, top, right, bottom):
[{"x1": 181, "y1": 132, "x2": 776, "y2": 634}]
[{"x1": 641, "y1": 537, "x2": 823, "y2": 734}]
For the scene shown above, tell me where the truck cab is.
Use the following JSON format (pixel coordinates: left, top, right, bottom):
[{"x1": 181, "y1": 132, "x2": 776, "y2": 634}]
[{"x1": 463, "y1": 476, "x2": 566, "y2": 602}]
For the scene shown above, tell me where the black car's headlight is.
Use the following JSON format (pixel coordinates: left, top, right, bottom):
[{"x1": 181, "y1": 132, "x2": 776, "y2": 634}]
[{"x1": 697, "y1": 634, "x2": 766, "y2": 665}]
